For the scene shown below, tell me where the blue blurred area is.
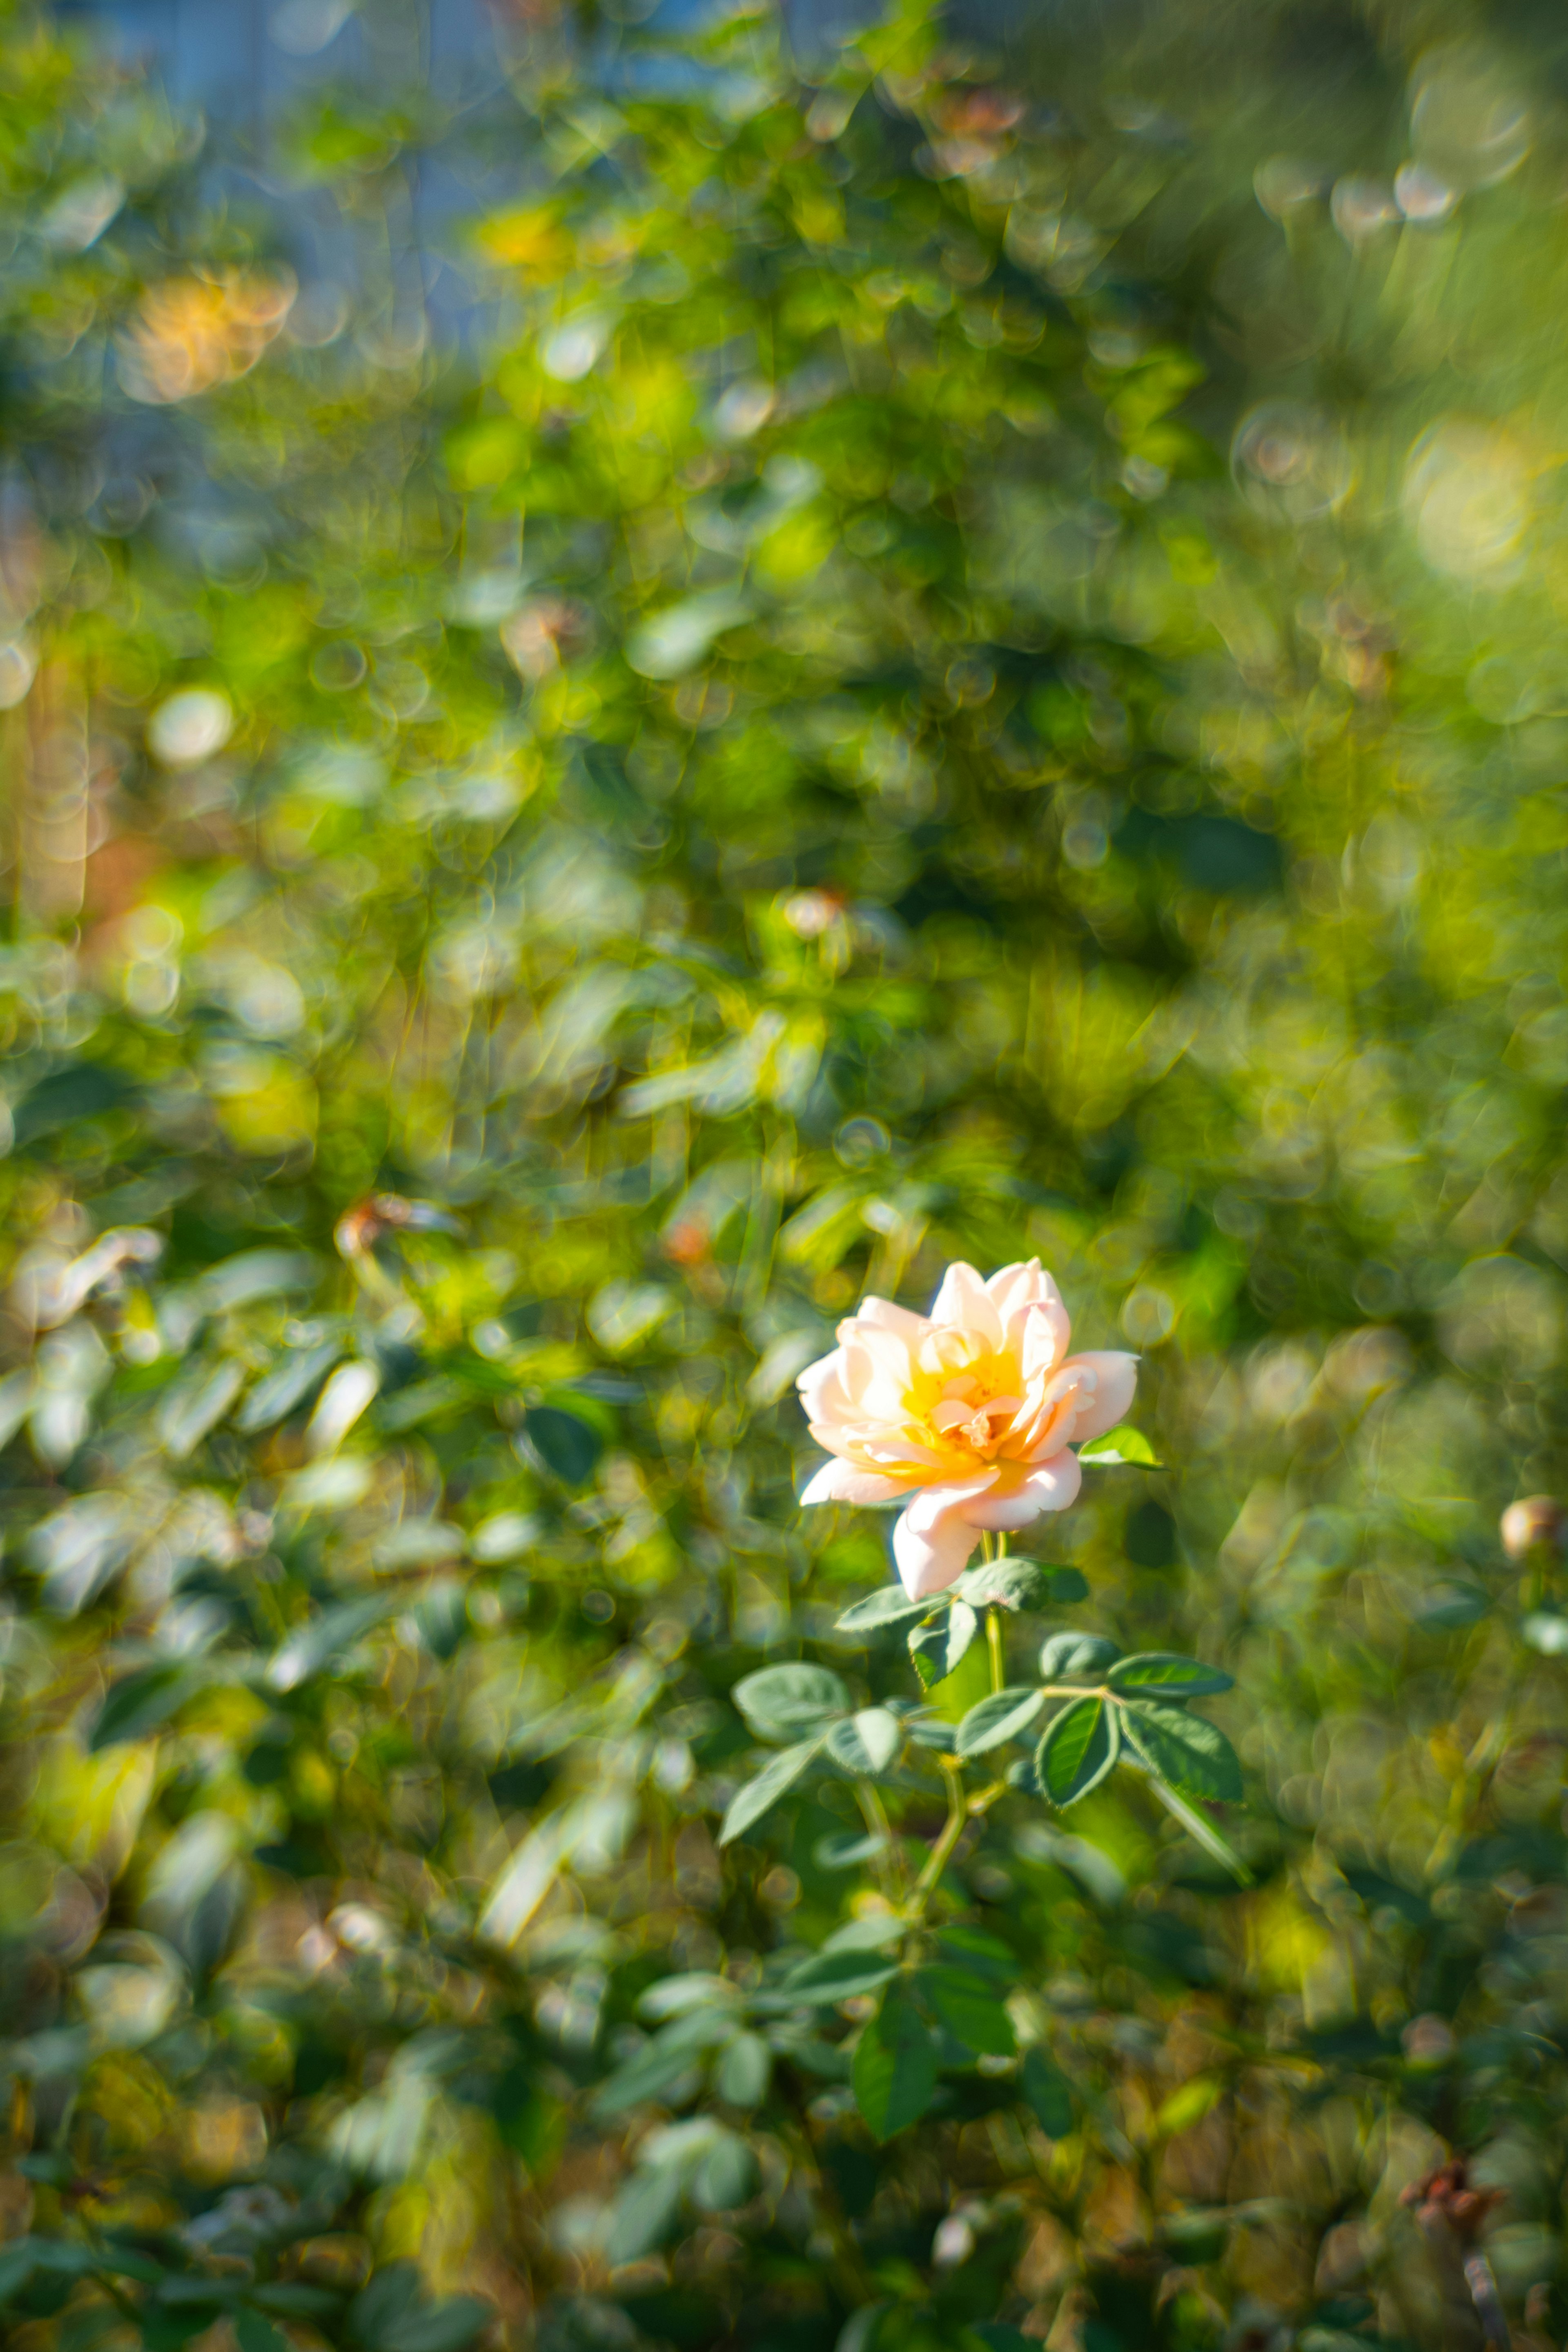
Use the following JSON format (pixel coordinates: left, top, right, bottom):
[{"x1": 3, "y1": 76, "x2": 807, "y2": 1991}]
[{"x1": 53, "y1": 0, "x2": 504, "y2": 114}]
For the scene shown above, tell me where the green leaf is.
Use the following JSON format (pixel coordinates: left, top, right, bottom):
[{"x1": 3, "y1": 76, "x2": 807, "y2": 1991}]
[
  {"x1": 954, "y1": 1684, "x2": 1048, "y2": 1757},
  {"x1": 266, "y1": 1592, "x2": 403, "y2": 1693},
  {"x1": 200, "y1": 1249, "x2": 319, "y2": 1313},
  {"x1": 383, "y1": 2294, "x2": 492, "y2": 2351},
  {"x1": 935, "y1": 1926, "x2": 1016, "y2": 1982},
  {"x1": 1107, "y1": 1653, "x2": 1234, "y2": 1698},
  {"x1": 603, "y1": 2167, "x2": 685, "y2": 2265},
  {"x1": 237, "y1": 2316, "x2": 294, "y2": 2352},
  {"x1": 909, "y1": 1599, "x2": 979, "y2": 1688},
  {"x1": 918, "y1": 1963, "x2": 1017, "y2": 2056},
  {"x1": 1039, "y1": 1632, "x2": 1120, "y2": 1679},
  {"x1": 234, "y1": 1339, "x2": 342, "y2": 1434},
  {"x1": 823, "y1": 1707, "x2": 903, "y2": 1775},
  {"x1": 691, "y1": 2133, "x2": 758, "y2": 2211},
  {"x1": 718, "y1": 1739, "x2": 823, "y2": 1845},
  {"x1": 522, "y1": 1402, "x2": 605, "y2": 1485},
  {"x1": 956, "y1": 1558, "x2": 1087, "y2": 1609},
  {"x1": 592, "y1": 2011, "x2": 736, "y2": 2116},
  {"x1": 1078, "y1": 1424, "x2": 1163, "y2": 1467},
  {"x1": 955, "y1": 1558, "x2": 1052, "y2": 1612},
  {"x1": 852, "y1": 1989, "x2": 939, "y2": 2141},
  {"x1": 1019, "y1": 2046, "x2": 1074, "y2": 2136},
  {"x1": 715, "y1": 2031, "x2": 772, "y2": 2107},
  {"x1": 732, "y1": 1663, "x2": 850, "y2": 1742},
  {"x1": 1120, "y1": 1701, "x2": 1243, "y2": 1804},
  {"x1": 1038, "y1": 1697, "x2": 1121, "y2": 1806},
  {"x1": 91, "y1": 1662, "x2": 201, "y2": 1750},
  {"x1": 1140, "y1": 1771, "x2": 1253, "y2": 1884},
  {"x1": 835, "y1": 1586, "x2": 938, "y2": 1634},
  {"x1": 156, "y1": 1355, "x2": 247, "y2": 1459},
  {"x1": 781, "y1": 1947, "x2": 901, "y2": 2004}
]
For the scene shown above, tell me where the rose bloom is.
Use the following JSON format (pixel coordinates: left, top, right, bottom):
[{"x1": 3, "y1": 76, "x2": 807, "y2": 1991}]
[{"x1": 797, "y1": 1258, "x2": 1138, "y2": 1599}]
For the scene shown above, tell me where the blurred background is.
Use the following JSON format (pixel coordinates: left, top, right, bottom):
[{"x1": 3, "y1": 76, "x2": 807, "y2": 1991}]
[{"x1": 7, "y1": 0, "x2": 1568, "y2": 2348}]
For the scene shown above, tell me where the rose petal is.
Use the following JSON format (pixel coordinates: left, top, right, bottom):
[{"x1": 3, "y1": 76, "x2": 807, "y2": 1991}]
[
  {"x1": 929, "y1": 1261, "x2": 1004, "y2": 1349},
  {"x1": 964, "y1": 1450, "x2": 1082, "y2": 1526},
  {"x1": 891, "y1": 1470, "x2": 998, "y2": 1598},
  {"x1": 800, "y1": 1459, "x2": 909, "y2": 1507},
  {"x1": 1060, "y1": 1351, "x2": 1140, "y2": 1442}
]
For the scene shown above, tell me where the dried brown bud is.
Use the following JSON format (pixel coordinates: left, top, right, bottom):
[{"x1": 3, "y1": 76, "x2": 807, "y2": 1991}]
[
  {"x1": 1501, "y1": 1496, "x2": 1565, "y2": 1559},
  {"x1": 1399, "y1": 2157, "x2": 1505, "y2": 2244}
]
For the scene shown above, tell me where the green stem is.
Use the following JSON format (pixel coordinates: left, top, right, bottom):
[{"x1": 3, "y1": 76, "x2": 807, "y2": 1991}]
[
  {"x1": 986, "y1": 1605, "x2": 1005, "y2": 1693},
  {"x1": 908, "y1": 1761, "x2": 969, "y2": 1922},
  {"x1": 855, "y1": 1782, "x2": 905, "y2": 1900}
]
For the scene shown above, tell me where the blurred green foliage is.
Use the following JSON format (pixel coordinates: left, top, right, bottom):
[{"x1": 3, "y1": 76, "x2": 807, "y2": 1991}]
[{"x1": 6, "y1": 0, "x2": 1568, "y2": 2348}]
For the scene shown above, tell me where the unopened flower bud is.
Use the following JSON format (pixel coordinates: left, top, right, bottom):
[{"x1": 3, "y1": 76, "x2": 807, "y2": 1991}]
[{"x1": 1501, "y1": 1496, "x2": 1564, "y2": 1559}]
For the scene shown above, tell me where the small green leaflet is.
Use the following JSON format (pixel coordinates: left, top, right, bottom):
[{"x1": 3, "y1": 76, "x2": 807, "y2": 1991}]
[
  {"x1": 852, "y1": 1988, "x2": 939, "y2": 2141},
  {"x1": 1039, "y1": 1631, "x2": 1120, "y2": 1679},
  {"x1": 910, "y1": 1599, "x2": 979, "y2": 1688},
  {"x1": 732, "y1": 1662, "x2": 849, "y2": 1742},
  {"x1": 835, "y1": 1586, "x2": 938, "y2": 1634},
  {"x1": 718, "y1": 1738, "x2": 822, "y2": 1845},
  {"x1": 824, "y1": 1708, "x2": 903, "y2": 1775},
  {"x1": 1107, "y1": 1653, "x2": 1234, "y2": 1698},
  {"x1": 954, "y1": 1685, "x2": 1048, "y2": 1758},
  {"x1": 1078, "y1": 1424, "x2": 1162, "y2": 1468},
  {"x1": 1038, "y1": 1697, "x2": 1120, "y2": 1806},
  {"x1": 1120, "y1": 1700, "x2": 1243, "y2": 1804}
]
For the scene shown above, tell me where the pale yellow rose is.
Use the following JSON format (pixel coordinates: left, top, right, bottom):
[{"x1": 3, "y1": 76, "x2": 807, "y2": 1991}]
[{"x1": 796, "y1": 1258, "x2": 1137, "y2": 1600}]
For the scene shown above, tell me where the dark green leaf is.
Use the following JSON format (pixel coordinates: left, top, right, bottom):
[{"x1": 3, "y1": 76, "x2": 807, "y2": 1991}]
[
  {"x1": 1019, "y1": 2046, "x2": 1074, "y2": 2136},
  {"x1": 909, "y1": 1599, "x2": 979, "y2": 1688},
  {"x1": 851, "y1": 1989, "x2": 939, "y2": 2141},
  {"x1": 1120, "y1": 1701, "x2": 1243, "y2": 1804},
  {"x1": 237, "y1": 2316, "x2": 294, "y2": 2352},
  {"x1": 782, "y1": 1948, "x2": 901, "y2": 2004},
  {"x1": 918, "y1": 1964, "x2": 1017, "y2": 2056},
  {"x1": 1038, "y1": 1697, "x2": 1121, "y2": 1806},
  {"x1": 717, "y1": 1739, "x2": 822, "y2": 1845},
  {"x1": 91, "y1": 1662, "x2": 200, "y2": 1751},
  {"x1": 954, "y1": 1684, "x2": 1048, "y2": 1757},
  {"x1": 522, "y1": 1402, "x2": 605, "y2": 1485},
  {"x1": 935, "y1": 1927, "x2": 1016, "y2": 1983},
  {"x1": 1108, "y1": 1653, "x2": 1235, "y2": 1698}
]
